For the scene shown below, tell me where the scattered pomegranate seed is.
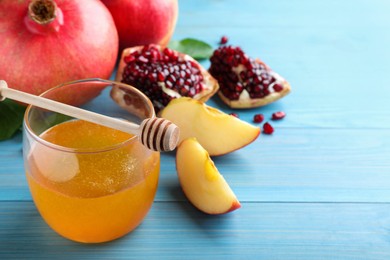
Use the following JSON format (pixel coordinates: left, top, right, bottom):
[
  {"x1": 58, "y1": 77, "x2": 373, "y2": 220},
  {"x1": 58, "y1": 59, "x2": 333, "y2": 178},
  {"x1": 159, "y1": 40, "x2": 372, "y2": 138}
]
[
  {"x1": 253, "y1": 114, "x2": 264, "y2": 123},
  {"x1": 263, "y1": 122, "x2": 274, "y2": 134},
  {"x1": 220, "y1": 36, "x2": 228, "y2": 45},
  {"x1": 272, "y1": 111, "x2": 286, "y2": 120},
  {"x1": 229, "y1": 112, "x2": 239, "y2": 118}
]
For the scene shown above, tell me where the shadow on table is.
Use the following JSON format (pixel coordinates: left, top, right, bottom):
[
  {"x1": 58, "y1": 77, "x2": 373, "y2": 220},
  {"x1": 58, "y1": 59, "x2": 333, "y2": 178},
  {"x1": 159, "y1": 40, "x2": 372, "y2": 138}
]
[{"x1": 167, "y1": 183, "x2": 238, "y2": 235}]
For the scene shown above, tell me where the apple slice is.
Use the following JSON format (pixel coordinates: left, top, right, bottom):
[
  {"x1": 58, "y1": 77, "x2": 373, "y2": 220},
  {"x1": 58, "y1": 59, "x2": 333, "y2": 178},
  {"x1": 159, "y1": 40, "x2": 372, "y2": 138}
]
[
  {"x1": 176, "y1": 138, "x2": 241, "y2": 214},
  {"x1": 160, "y1": 97, "x2": 260, "y2": 156}
]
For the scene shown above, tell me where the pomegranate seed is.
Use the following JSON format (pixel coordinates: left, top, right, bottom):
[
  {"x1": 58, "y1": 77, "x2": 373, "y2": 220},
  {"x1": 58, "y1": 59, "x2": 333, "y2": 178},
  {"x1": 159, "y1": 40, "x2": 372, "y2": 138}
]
[
  {"x1": 220, "y1": 36, "x2": 229, "y2": 45},
  {"x1": 138, "y1": 56, "x2": 149, "y2": 63},
  {"x1": 253, "y1": 114, "x2": 264, "y2": 123},
  {"x1": 229, "y1": 113, "x2": 239, "y2": 118},
  {"x1": 124, "y1": 55, "x2": 135, "y2": 63},
  {"x1": 157, "y1": 72, "x2": 165, "y2": 81},
  {"x1": 273, "y1": 83, "x2": 283, "y2": 92},
  {"x1": 263, "y1": 122, "x2": 274, "y2": 134},
  {"x1": 272, "y1": 111, "x2": 286, "y2": 120}
]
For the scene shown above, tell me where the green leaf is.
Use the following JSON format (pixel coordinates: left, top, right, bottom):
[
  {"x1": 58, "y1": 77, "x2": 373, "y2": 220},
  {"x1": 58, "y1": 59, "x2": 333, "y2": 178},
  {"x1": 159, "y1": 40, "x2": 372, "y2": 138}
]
[
  {"x1": 168, "y1": 38, "x2": 213, "y2": 60},
  {"x1": 0, "y1": 99, "x2": 26, "y2": 141},
  {"x1": 46, "y1": 113, "x2": 73, "y2": 128}
]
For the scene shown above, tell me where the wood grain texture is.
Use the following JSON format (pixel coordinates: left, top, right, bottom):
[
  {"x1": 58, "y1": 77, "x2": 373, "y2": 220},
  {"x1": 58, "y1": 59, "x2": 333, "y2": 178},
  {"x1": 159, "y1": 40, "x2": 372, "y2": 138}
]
[
  {"x1": 1, "y1": 0, "x2": 390, "y2": 258},
  {"x1": 1, "y1": 201, "x2": 390, "y2": 259},
  {"x1": 159, "y1": 128, "x2": 390, "y2": 203},
  {"x1": 2, "y1": 128, "x2": 390, "y2": 203},
  {"x1": 176, "y1": 0, "x2": 390, "y2": 129}
]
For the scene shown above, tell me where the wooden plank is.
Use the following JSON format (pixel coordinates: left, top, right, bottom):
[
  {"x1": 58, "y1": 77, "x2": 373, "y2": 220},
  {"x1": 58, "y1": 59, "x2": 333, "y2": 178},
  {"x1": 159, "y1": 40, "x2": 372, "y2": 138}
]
[
  {"x1": 0, "y1": 201, "x2": 390, "y2": 259},
  {"x1": 170, "y1": 0, "x2": 390, "y2": 129},
  {"x1": 2, "y1": 128, "x2": 390, "y2": 203},
  {"x1": 159, "y1": 127, "x2": 390, "y2": 203},
  {"x1": 1, "y1": 0, "x2": 390, "y2": 202},
  {"x1": 0, "y1": 0, "x2": 389, "y2": 259}
]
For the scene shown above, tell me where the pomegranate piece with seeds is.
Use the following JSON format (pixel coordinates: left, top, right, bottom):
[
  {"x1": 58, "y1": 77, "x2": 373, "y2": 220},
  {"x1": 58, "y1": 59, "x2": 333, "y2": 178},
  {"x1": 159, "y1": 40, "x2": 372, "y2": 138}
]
[
  {"x1": 114, "y1": 44, "x2": 219, "y2": 112},
  {"x1": 209, "y1": 45, "x2": 291, "y2": 108}
]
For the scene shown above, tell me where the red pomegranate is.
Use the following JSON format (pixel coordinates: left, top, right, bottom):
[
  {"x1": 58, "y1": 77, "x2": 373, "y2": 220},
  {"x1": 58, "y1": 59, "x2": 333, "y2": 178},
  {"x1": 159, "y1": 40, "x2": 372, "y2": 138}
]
[
  {"x1": 0, "y1": 0, "x2": 118, "y2": 99},
  {"x1": 101, "y1": 0, "x2": 178, "y2": 52},
  {"x1": 114, "y1": 44, "x2": 219, "y2": 112},
  {"x1": 209, "y1": 46, "x2": 291, "y2": 108}
]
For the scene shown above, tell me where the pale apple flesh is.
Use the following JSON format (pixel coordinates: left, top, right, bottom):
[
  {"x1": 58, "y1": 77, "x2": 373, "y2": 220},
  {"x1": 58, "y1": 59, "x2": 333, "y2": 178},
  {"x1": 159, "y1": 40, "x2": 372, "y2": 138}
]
[
  {"x1": 176, "y1": 138, "x2": 241, "y2": 214},
  {"x1": 160, "y1": 97, "x2": 260, "y2": 156}
]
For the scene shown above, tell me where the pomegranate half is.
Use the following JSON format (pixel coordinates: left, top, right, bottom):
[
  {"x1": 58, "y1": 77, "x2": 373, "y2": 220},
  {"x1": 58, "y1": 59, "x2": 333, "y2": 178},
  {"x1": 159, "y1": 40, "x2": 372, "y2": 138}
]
[
  {"x1": 209, "y1": 46, "x2": 291, "y2": 108},
  {"x1": 114, "y1": 44, "x2": 219, "y2": 112},
  {"x1": 0, "y1": 0, "x2": 118, "y2": 99}
]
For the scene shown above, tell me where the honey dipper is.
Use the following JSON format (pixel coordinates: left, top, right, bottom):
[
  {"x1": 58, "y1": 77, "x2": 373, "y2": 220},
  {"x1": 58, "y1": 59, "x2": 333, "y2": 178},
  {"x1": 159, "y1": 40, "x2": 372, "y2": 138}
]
[{"x1": 0, "y1": 80, "x2": 179, "y2": 152}]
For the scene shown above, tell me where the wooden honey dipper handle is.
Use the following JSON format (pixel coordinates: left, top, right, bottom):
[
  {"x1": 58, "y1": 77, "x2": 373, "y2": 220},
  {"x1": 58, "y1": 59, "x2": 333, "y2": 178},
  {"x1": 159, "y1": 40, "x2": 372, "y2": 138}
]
[
  {"x1": 0, "y1": 80, "x2": 179, "y2": 152},
  {"x1": 140, "y1": 117, "x2": 180, "y2": 152}
]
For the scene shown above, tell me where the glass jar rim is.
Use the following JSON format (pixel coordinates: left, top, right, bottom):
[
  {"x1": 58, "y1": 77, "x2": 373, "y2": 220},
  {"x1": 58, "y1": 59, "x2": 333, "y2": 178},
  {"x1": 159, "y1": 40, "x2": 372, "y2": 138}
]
[{"x1": 23, "y1": 78, "x2": 156, "y2": 154}]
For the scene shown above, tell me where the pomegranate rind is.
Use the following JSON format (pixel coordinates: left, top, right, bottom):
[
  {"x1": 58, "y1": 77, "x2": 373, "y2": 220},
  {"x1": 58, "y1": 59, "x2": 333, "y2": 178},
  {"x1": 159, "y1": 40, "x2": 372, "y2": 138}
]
[
  {"x1": 217, "y1": 74, "x2": 291, "y2": 108},
  {"x1": 114, "y1": 45, "x2": 219, "y2": 111}
]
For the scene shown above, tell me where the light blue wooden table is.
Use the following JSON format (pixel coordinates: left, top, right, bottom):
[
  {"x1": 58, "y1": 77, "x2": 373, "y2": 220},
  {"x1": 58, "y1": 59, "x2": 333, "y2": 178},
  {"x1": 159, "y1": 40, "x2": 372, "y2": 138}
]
[{"x1": 1, "y1": 0, "x2": 390, "y2": 259}]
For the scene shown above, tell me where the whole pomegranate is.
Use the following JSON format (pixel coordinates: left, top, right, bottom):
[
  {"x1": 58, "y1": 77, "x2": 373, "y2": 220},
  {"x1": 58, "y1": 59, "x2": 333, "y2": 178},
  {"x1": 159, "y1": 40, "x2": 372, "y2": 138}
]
[
  {"x1": 209, "y1": 46, "x2": 291, "y2": 108},
  {"x1": 0, "y1": 0, "x2": 118, "y2": 99},
  {"x1": 113, "y1": 44, "x2": 219, "y2": 112},
  {"x1": 101, "y1": 0, "x2": 178, "y2": 51}
]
